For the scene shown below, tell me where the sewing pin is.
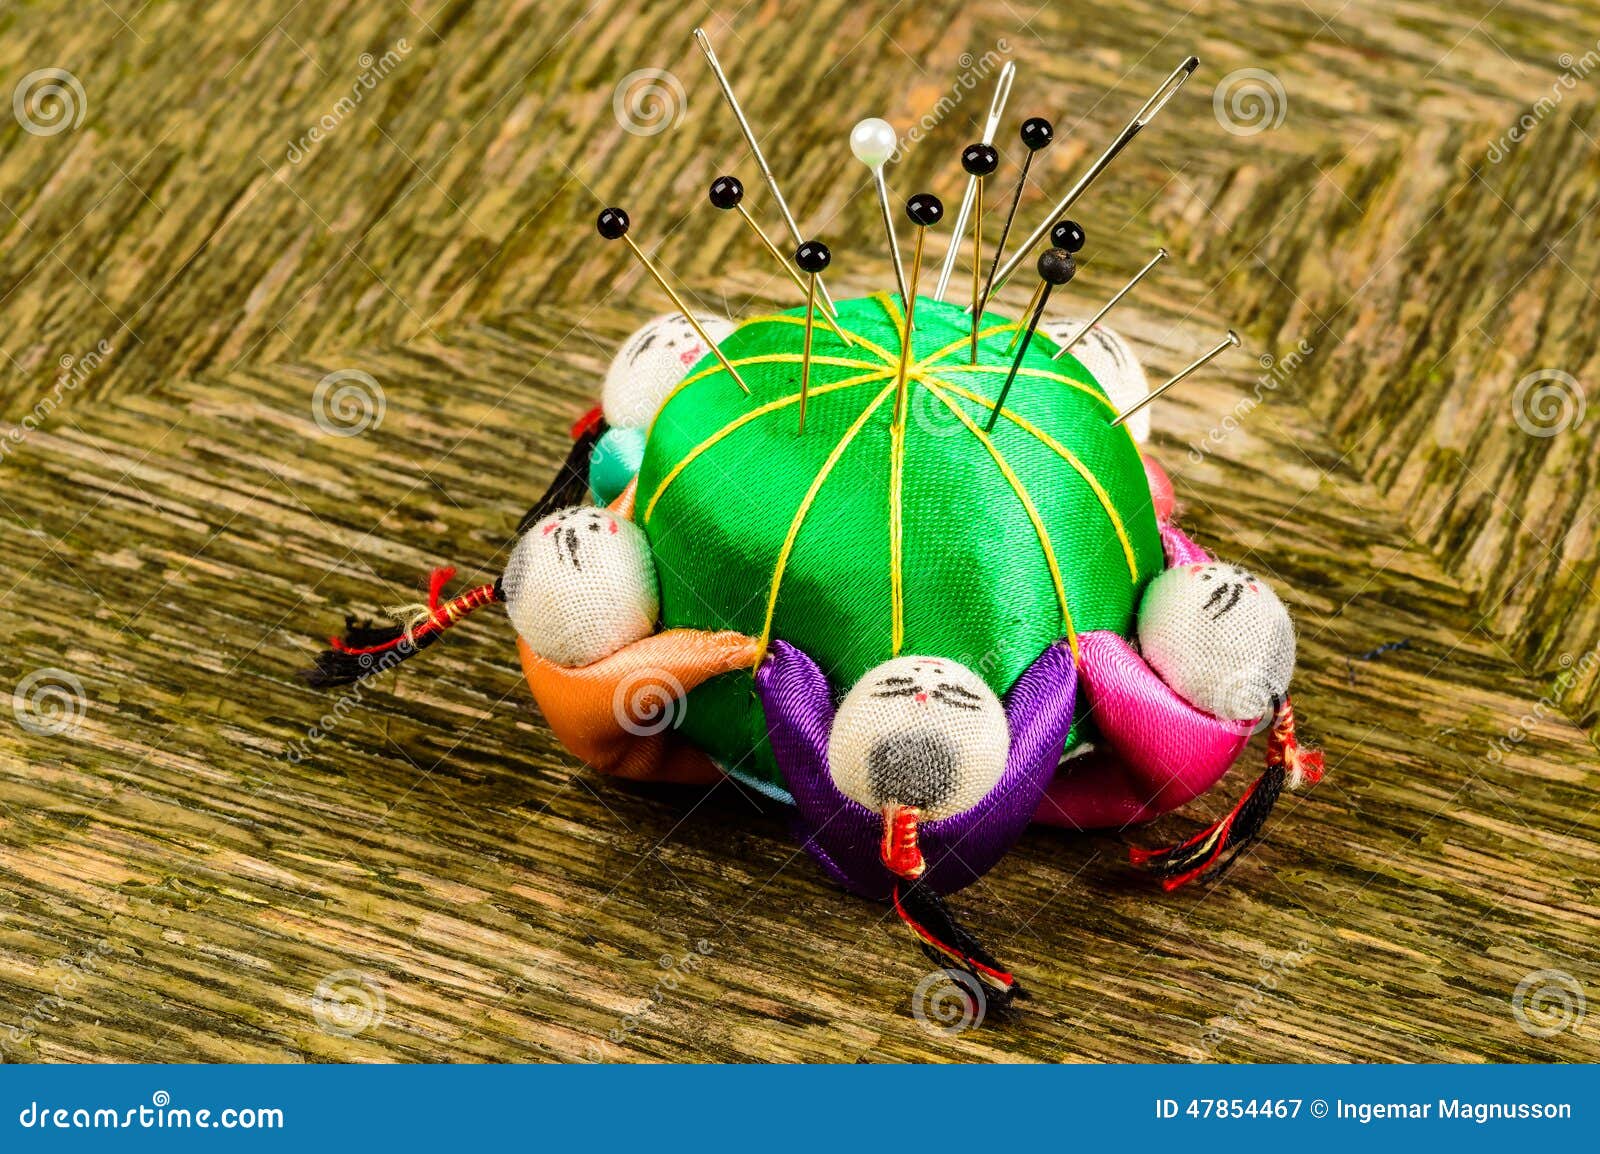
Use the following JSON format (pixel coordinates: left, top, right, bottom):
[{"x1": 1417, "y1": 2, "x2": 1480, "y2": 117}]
[
  {"x1": 988, "y1": 247, "x2": 1076, "y2": 431},
  {"x1": 987, "y1": 57, "x2": 1198, "y2": 294},
  {"x1": 693, "y1": 28, "x2": 839, "y2": 318},
  {"x1": 597, "y1": 206, "x2": 750, "y2": 394},
  {"x1": 851, "y1": 117, "x2": 909, "y2": 305},
  {"x1": 708, "y1": 175, "x2": 851, "y2": 347},
  {"x1": 1009, "y1": 220, "x2": 1084, "y2": 353},
  {"x1": 959, "y1": 142, "x2": 1000, "y2": 363},
  {"x1": 894, "y1": 193, "x2": 943, "y2": 422},
  {"x1": 935, "y1": 61, "x2": 1015, "y2": 302},
  {"x1": 1051, "y1": 246, "x2": 1167, "y2": 360},
  {"x1": 979, "y1": 115, "x2": 1053, "y2": 317},
  {"x1": 793, "y1": 240, "x2": 831, "y2": 433},
  {"x1": 1110, "y1": 329, "x2": 1240, "y2": 427}
]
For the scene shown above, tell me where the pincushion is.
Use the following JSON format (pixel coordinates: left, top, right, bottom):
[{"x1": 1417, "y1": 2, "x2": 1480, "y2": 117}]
[
  {"x1": 300, "y1": 36, "x2": 1327, "y2": 1017},
  {"x1": 636, "y1": 293, "x2": 1163, "y2": 792}
]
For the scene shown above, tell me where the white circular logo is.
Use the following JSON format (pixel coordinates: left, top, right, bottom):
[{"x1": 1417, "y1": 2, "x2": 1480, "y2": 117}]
[
  {"x1": 612, "y1": 667, "x2": 686, "y2": 737},
  {"x1": 13, "y1": 69, "x2": 87, "y2": 136},
  {"x1": 909, "y1": 383, "x2": 965, "y2": 438},
  {"x1": 1512, "y1": 969, "x2": 1586, "y2": 1037},
  {"x1": 1512, "y1": 369, "x2": 1584, "y2": 437},
  {"x1": 311, "y1": 369, "x2": 385, "y2": 437},
  {"x1": 311, "y1": 969, "x2": 386, "y2": 1037},
  {"x1": 13, "y1": 667, "x2": 87, "y2": 736},
  {"x1": 612, "y1": 69, "x2": 687, "y2": 137},
  {"x1": 1213, "y1": 69, "x2": 1287, "y2": 136},
  {"x1": 911, "y1": 969, "x2": 986, "y2": 1035}
]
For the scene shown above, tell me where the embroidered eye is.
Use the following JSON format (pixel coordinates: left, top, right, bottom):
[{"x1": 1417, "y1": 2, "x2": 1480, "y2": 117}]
[{"x1": 929, "y1": 683, "x2": 983, "y2": 710}]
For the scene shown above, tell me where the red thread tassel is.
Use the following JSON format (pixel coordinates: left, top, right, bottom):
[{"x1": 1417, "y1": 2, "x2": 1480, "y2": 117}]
[
  {"x1": 302, "y1": 566, "x2": 502, "y2": 688},
  {"x1": 880, "y1": 805, "x2": 926, "y2": 880},
  {"x1": 1130, "y1": 695, "x2": 1322, "y2": 890}
]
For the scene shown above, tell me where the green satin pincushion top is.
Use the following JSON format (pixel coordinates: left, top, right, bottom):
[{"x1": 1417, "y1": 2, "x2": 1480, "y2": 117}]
[{"x1": 634, "y1": 293, "x2": 1163, "y2": 792}]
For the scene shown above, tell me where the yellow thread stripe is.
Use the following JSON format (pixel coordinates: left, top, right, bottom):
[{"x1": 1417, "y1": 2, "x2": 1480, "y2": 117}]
[
  {"x1": 675, "y1": 352, "x2": 884, "y2": 394},
  {"x1": 872, "y1": 291, "x2": 907, "y2": 345},
  {"x1": 756, "y1": 380, "x2": 898, "y2": 661},
  {"x1": 646, "y1": 352, "x2": 888, "y2": 441},
  {"x1": 643, "y1": 369, "x2": 893, "y2": 524},
  {"x1": 926, "y1": 376, "x2": 1142, "y2": 581},
  {"x1": 922, "y1": 381, "x2": 1078, "y2": 660},
  {"x1": 913, "y1": 320, "x2": 1025, "y2": 371},
  {"x1": 889, "y1": 405, "x2": 907, "y2": 655},
  {"x1": 923, "y1": 361, "x2": 1116, "y2": 413},
  {"x1": 735, "y1": 313, "x2": 899, "y2": 369}
]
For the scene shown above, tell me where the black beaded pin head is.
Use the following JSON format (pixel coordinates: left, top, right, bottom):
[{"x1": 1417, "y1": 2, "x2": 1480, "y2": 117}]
[
  {"x1": 1051, "y1": 218, "x2": 1087, "y2": 253},
  {"x1": 1011, "y1": 220, "x2": 1085, "y2": 353},
  {"x1": 793, "y1": 239, "x2": 832, "y2": 433},
  {"x1": 988, "y1": 246, "x2": 1076, "y2": 431},
  {"x1": 596, "y1": 205, "x2": 750, "y2": 394},
  {"x1": 961, "y1": 142, "x2": 1001, "y2": 364},
  {"x1": 894, "y1": 192, "x2": 943, "y2": 422},
  {"x1": 708, "y1": 175, "x2": 851, "y2": 347},
  {"x1": 1051, "y1": 246, "x2": 1168, "y2": 361},
  {"x1": 979, "y1": 115, "x2": 1054, "y2": 317}
]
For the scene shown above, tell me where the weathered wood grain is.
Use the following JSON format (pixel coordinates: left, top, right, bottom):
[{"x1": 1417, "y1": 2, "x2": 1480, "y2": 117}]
[{"x1": 1, "y1": 0, "x2": 1597, "y2": 1063}]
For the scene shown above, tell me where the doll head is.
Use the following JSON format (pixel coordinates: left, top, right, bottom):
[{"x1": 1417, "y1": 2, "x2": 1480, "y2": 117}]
[
  {"x1": 601, "y1": 312, "x2": 737, "y2": 429},
  {"x1": 502, "y1": 506, "x2": 659, "y2": 667},
  {"x1": 1042, "y1": 318, "x2": 1151, "y2": 443},
  {"x1": 827, "y1": 655, "x2": 1009, "y2": 822},
  {"x1": 1136, "y1": 561, "x2": 1296, "y2": 721}
]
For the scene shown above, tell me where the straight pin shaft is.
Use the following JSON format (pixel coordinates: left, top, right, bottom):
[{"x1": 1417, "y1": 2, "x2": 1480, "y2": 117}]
[
  {"x1": 1110, "y1": 329, "x2": 1240, "y2": 427},
  {"x1": 1051, "y1": 247, "x2": 1167, "y2": 360},
  {"x1": 694, "y1": 27, "x2": 840, "y2": 317}
]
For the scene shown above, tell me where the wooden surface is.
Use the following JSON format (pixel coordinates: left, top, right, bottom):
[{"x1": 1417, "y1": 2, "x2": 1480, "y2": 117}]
[{"x1": 1, "y1": 0, "x2": 1597, "y2": 1062}]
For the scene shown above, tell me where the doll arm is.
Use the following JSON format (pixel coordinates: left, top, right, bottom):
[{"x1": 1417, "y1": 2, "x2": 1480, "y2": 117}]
[{"x1": 1037, "y1": 630, "x2": 1253, "y2": 829}]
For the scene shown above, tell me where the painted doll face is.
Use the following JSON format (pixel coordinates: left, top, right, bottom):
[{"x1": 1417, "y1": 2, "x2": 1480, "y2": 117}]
[
  {"x1": 601, "y1": 312, "x2": 737, "y2": 429},
  {"x1": 827, "y1": 656, "x2": 1009, "y2": 821},
  {"x1": 502, "y1": 506, "x2": 659, "y2": 667},
  {"x1": 1136, "y1": 561, "x2": 1296, "y2": 721}
]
